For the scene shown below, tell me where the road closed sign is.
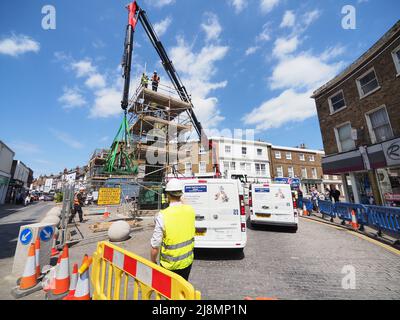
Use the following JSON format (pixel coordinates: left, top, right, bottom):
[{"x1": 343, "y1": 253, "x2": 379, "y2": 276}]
[{"x1": 98, "y1": 188, "x2": 121, "y2": 205}]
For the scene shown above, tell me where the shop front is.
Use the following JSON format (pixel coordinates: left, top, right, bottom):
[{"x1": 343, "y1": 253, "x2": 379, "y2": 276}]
[
  {"x1": 322, "y1": 137, "x2": 400, "y2": 207},
  {"x1": 0, "y1": 175, "x2": 10, "y2": 204}
]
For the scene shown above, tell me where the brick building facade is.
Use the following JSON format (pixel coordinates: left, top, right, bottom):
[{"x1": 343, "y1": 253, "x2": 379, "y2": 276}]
[{"x1": 312, "y1": 21, "x2": 400, "y2": 206}]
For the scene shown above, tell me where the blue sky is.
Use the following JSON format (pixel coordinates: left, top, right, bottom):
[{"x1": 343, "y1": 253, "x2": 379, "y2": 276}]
[{"x1": 0, "y1": 0, "x2": 399, "y2": 177}]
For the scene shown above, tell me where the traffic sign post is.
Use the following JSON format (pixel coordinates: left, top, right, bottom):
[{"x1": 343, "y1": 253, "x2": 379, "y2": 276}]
[{"x1": 12, "y1": 223, "x2": 57, "y2": 277}]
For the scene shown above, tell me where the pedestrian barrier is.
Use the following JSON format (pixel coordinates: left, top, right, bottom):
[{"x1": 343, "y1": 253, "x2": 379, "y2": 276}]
[
  {"x1": 303, "y1": 199, "x2": 313, "y2": 213},
  {"x1": 90, "y1": 241, "x2": 201, "y2": 300},
  {"x1": 318, "y1": 200, "x2": 336, "y2": 219},
  {"x1": 367, "y1": 206, "x2": 400, "y2": 235}
]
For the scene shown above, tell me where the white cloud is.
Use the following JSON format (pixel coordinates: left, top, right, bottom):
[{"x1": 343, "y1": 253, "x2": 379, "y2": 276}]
[
  {"x1": 90, "y1": 87, "x2": 122, "y2": 118},
  {"x1": 145, "y1": 0, "x2": 175, "y2": 8},
  {"x1": 50, "y1": 129, "x2": 84, "y2": 149},
  {"x1": 85, "y1": 73, "x2": 106, "y2": 89},
  {"x1": 229, "y1": 0, "x2": 248, "y2": 14},
  {"x1": 256, "y1": 23, "x2": 271, "y2": 42},
  {"x1": 154, "y1": 17, "x2": 172, "y2": 37},
  {"x1": 0, "y1": 34, "x2": 40, "y2": 57},
  {"x1": 71, "y1": 59, "x2": 96, "y2": 78},
  {"x1": 320, "y1": 45, "x2": 346, "y2": 61},
  {"x1": 243, "y1": 89, "x2": 316, "y2": 131},
  {"x1": 201, "y1": 13, "x2": 222, "y2": 43},
  {"x1": 245, "y1": 46, "x2": 260, "y2": 56},
  {"x1": 302, "y1": 9, "x2": 321, "y2": 28},
  {"x1": 169, "y1": 37, "x2": 229, "y2": 128},
  {"x1": 58, "y1": 87, "x2": 87, "y2": 109},
  {"x1": 273, "y1": 36, "x2": 299, "y2": 58},
  {"x1": 270, "y1": 53, "x2": 343, "y2": 90},
  {"x1": 260, "y1": 0, "x2": 281, "y2": 14},
  {"x1": 280, "y1": 11, "x2": 296, "y2": 28}
]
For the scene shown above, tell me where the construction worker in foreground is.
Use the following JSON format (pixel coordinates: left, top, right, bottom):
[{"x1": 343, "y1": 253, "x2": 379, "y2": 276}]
[
  {"x1": 150, "y1": 179, "x2": 195, "y2": 281},
  {"x1": 68, "y1": 187, "x2": 85, "y2": 224}
]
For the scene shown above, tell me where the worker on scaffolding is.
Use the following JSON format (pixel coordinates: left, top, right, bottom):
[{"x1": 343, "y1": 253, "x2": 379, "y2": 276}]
[
  {"x1": 150, "y1": 179, "x2": 195, "y2": 281},
  {"x1": 141, "y1": 72, "x2": 149, "y2": 89},
  {"x1": 151, "y1": 71, "x2": 160, "y2": 92}
]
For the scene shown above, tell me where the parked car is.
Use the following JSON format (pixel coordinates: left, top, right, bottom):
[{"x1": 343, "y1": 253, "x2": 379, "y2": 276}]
[{"x1": 43, "y1": 195, "x2": 54, "y2": 201}]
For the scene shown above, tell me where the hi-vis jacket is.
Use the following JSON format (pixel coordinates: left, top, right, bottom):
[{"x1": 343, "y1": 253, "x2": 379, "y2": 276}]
[{"x1": 153, "y1": 203, "x2": 195, "y2": 271}]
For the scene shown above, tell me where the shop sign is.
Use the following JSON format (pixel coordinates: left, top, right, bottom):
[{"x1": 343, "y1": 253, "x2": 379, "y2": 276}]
[{"x1": 383, "y1": 138, "x2": 400, "y2": 167}]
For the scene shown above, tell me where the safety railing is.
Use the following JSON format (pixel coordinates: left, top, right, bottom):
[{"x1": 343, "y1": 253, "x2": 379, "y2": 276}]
[
  {"x1": 302, "y1": 200, "x2": 400, "y2": 237},
  {"x1": 303, "y1": 198, "x2": 314, "y2": 212},
  {"x1": 318, "y1": 200, "x2": 335, "y2": 219},
  {"x1": 91, "y1": 241, "x2": 201, "y2": 300},
  {"x1": 367, "y1": 206, "x2": 400, "y2": 236}
]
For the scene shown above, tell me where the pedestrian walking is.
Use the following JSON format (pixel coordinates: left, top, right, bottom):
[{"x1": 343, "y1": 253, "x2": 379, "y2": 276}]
[
  {"x1": 151, "y1": 71, "x2": 160, "y2": 92},
  {"x1": 330, "y1": 186, "x2": 341, "y2": 203},
  {"x1": 310, "y1": 187, "x2": 320, "y2": 213},
  {"x1": 68, "y1": 187, "x2": 86, "y2": 224},
  {"x1": 150, "y1": 179, "x2": 195, "y2": 281}
]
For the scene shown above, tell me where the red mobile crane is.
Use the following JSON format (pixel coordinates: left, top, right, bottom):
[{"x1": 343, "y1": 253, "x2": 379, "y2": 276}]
[{"x1": 119, "y1": 1, "x2": 220, "y2": 177}]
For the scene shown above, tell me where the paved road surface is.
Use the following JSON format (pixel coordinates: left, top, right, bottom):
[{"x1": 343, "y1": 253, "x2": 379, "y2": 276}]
[
  {"x1": 190, "y1": 218, "x2": 400, "y2": 300},
  {"x1": 0, "y1": 203, "x2": 399, "y2": 300}
]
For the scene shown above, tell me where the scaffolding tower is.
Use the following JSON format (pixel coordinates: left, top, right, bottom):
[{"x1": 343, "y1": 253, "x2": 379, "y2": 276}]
[{"x1": 128, "y1": 83, "x2": 195, "y2": 183}]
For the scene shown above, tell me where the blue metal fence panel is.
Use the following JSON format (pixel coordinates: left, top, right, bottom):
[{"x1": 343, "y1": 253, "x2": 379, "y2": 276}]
[
  {"x1": 318, "y1": 200, "x2": 335, "y2": 218},
  {"x1": 367, "y1": 206, "x2": 400, "y2": 234},
  {"x1": 303, "y1": 199, "x2": 313, "y2": 212}
]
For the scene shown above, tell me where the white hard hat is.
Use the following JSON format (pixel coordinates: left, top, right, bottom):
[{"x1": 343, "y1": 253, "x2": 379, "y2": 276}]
[
  {"x1": 79, "y1": 187, "x2": 85, "y2": 191},
  {"x1": 165, "y1": 179, "x2": 183, "y2": 193}
]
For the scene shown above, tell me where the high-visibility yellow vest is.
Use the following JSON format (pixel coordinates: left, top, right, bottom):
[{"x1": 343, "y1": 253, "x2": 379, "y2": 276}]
[
  {"x1": 160, "y1": 205, "x2": 195, "y2": 271},
  {"x1": 161, "y1": 193, "x2": 167, "y2": 204}
]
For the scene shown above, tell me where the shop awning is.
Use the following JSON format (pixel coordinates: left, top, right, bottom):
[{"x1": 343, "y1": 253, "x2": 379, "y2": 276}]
[{"x1": 322, "y1": 150, "x2": 365, "y2": 175}]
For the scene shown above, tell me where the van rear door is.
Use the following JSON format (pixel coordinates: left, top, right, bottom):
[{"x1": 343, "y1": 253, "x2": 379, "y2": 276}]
[{"x1": 182, "y1": 180, "x2": 242, "y2": 244}]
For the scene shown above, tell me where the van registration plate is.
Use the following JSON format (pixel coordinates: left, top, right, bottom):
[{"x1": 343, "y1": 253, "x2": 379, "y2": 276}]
[{"x1": 256, "y1": 213, "x2": 272, "y2": 218}]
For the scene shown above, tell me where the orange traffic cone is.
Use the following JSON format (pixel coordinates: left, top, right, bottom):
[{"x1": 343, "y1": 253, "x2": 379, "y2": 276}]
[
  {"x1": 34, "y1": 236, "x2": 41, "y2": 278},
  {"x1": 72, "y1": 255, "x2": 93, "y2": 300},
  {"x1": 19, "y1": 243, "x2": 38, "y2": 290},
  {"x1": 63, "y1": 263, "x2": 78, "y2": 300},
  {"x1": 103, "y1": 207, "x2": 110, "y2": 219},
  {"x1": 303, "y1": 204, "x2": 308, "y2": 217},
  {"x1": 52, "y1": 244, "x2": 70, "y2": 296},
  {"x1": 350, "y1": 210, "x2": 359, "y2": 230},
  {"x1": 42, "y1": 257, "x2": 59, "y2": 293}
]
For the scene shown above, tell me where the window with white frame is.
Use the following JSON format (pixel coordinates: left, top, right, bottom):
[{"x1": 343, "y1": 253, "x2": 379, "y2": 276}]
[
  {"x1": 299, "y1": 154, "x2": 305, "y2": 161},
  {"x1": 242, "y1": 147, "x2": 247, "y2": 155},
  {"x1": 185, "y1": 162, "x2": 192, "y2": 175},
  {"x1": 240, "y1": 162, "x2": 246, "y2": 171},
  {"x1": 301, "y1": 168, "x2": 308, "y2": 179},
  {"x1": 223, "y1": 161, "x2": 230, "y2": 171},
  {"x1": 323, "y1": 175, "x2": 330, "y2": 180},
  {"x1": 225, "y1": 145, "x2": 231, "y2": 153},
  {"x1": 286, "y1": 152, "x2": 292, "y2": 160},
  {"x1": 275, "y1": 151, "x2": 281, "y2": 159},
  {"x1": 311, "y1": 168, "x2": 318, "y2": 179},
  {"x1": 288, "y1": 167, "x2": 294, "y2": 178},
  {"x1": 231, "y1": 162, "x2": 236, "y2": 170},
  {"x1": 257, "y1": 149, "x2": 263, "y2": 156},
  {"x1": 246, "y1": 163, "x2": 251, "y2": 172},
  {"x1": 199, "y1": 146, "x2": 206, "y2": 154},
  {"x1": 392, "y1": 45, "x2": 400, "y2": 74},
  {"x1": 356, "y1": 69, "x2": 380, "y2": 98},
  {"x1": 366, "y1": 107, "x2": 393, "y2": 143},
  {"x1": 185, "y1": 150, "x2": 191, "y2": 157},
  {"x1": 309, "y1": 155, "x2": 315, "y2": 162},
  {"x1": 199, "y1": 161, "x2": 206, "y2": 174},
  {"x1": 276, "y1": 166, "x2": 284, "y2": 178},
  {"x1": 335, "y1": 123, "x2": 355, "y2": 152},
  {"x1": 328, "y1": 90, "x2": 346, "y2": 113}
]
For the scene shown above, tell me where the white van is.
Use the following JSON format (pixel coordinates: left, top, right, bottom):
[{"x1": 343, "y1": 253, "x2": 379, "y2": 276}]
[
  {"x1": 249, "y1": 183, "x2": 298, "y2": 232},
  {"x1": 181, "y1": 179, "x2": 247, "y2": 251}
]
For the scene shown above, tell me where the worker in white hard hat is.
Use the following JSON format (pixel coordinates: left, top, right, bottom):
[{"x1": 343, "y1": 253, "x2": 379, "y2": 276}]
[
  {"x1": 151, "y1": 71, "x2": 160, "y2": 92},
  {"x1": 68, "y1": 187, "x2": 86, "y2": 224},
  {"x1": 150, "y1": 179, "x2": 195, "y2": 281}
]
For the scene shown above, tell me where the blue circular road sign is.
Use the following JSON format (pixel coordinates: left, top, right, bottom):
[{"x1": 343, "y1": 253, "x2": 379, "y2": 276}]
[
  {"x1": 40, "y1": 226, "x2": 54, "y2": 242},
  {"x1": 20, "y1": 228, "x2": 33, "y2": 245}
]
